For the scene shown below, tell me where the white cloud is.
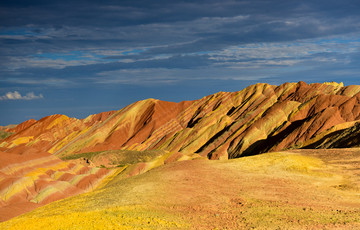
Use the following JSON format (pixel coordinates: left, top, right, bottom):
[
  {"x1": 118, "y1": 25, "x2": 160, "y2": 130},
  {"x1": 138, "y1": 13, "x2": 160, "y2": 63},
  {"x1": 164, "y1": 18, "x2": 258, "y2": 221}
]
[
  {"x1": 0, "y1": 91, "x2": 44, "y2": 100},
  {"x1": 95, "y1": 66, "x2": 268, "y2": 85},
  {"x1": 9, "y1": 57, "x2": 101, "y2": 70},
  {"x1": 209, "y1": 36, "x2": 360, "y2": 65}
]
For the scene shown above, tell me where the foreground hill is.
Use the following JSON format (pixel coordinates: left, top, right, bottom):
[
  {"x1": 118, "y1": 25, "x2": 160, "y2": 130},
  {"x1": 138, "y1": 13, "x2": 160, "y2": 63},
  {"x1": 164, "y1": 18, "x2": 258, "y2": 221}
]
[
  {"x1": 1, "y1": 82, "x2": 360, "y2": 161},
  {"x1": 0, "y1": 146, "x2": 199, "y2": 221},
  {"x1": 1, "y1": 149, "x2": 360, "y2": 229},
  {"x1": 0, "y1": 146, "x2": 117, "y2": 222}
]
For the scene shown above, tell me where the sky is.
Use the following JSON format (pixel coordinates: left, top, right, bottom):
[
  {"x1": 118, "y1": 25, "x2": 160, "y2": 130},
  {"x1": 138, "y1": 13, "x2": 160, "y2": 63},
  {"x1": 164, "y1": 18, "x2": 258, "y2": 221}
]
[{"x1": 1, "y1": 0, "x2": 360, "y2": 125}]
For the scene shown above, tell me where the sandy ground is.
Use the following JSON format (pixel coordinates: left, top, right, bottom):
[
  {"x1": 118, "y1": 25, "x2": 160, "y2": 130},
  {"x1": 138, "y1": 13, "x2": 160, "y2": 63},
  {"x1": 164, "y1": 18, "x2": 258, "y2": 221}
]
[{"x1": 1, "y1": 149, "x2": 360, "y2": 229}]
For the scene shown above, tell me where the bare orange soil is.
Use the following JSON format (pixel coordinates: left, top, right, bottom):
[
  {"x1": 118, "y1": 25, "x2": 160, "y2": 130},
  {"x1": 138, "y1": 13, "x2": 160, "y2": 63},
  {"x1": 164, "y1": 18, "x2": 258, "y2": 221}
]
[{"x1": 133, "y1": 149, "x2": 360, "y2": 229}]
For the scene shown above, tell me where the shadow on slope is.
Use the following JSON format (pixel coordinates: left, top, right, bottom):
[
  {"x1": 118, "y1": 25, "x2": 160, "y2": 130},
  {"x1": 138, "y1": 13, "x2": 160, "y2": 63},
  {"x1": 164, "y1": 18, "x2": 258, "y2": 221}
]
[
  {"x1": 302, "y1": 123, "x2": 360, "y2": 149},
  {"x1": 235, "y1": 118, "x2": 311, "y2": 157}
]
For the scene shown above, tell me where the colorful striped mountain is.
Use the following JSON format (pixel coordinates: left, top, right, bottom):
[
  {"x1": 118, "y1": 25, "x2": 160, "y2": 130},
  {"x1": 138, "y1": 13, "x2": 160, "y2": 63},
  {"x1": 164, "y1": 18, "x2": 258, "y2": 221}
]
[{"x1": 1, "y1": 81, "x2": 360, "y2": 226}]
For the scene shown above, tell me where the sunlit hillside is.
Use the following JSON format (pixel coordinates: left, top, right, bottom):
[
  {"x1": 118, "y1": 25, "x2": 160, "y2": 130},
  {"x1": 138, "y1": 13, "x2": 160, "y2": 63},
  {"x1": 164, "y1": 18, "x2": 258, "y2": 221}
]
[{"x1": 2, "y1": 149, "x2": 360, "y2": 229}]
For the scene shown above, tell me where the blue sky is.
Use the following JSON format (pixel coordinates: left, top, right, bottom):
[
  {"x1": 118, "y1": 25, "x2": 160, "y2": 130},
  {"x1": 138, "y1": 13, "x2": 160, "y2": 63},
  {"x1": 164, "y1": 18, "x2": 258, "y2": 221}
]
[{"x1": 1, "y1": 0, "x2": 360, "y2": 125}]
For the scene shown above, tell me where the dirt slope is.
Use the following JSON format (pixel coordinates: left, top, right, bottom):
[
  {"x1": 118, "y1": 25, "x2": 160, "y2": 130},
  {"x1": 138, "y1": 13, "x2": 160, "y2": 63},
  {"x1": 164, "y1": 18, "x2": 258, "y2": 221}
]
[{"x1": 1, "y1": 149, "x2": 359, "y2": 229}]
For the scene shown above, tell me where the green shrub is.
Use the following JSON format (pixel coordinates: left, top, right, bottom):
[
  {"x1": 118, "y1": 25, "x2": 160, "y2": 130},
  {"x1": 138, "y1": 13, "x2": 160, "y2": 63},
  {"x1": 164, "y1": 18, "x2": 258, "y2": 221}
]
[{"x1": 0, "y1": 131, "x2": 14, "y2": 140}]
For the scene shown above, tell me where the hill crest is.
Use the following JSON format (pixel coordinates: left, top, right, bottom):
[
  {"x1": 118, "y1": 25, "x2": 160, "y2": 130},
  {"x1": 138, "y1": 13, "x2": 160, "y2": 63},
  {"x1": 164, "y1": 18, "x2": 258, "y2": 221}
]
[{"x1": 1, "y1": 81, "x2": 360, "y2": 160}]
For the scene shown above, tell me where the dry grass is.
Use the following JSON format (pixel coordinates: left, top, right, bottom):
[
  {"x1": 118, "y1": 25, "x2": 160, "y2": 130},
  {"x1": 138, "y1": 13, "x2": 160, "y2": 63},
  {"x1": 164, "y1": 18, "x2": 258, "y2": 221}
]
[{"x1": 61, "y1": 149, "x2": 168, "y2": 167}]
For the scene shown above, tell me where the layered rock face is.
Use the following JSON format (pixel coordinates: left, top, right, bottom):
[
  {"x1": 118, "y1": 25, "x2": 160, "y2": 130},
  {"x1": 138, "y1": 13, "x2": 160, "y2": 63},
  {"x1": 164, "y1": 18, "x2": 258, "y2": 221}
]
[
  {"x1": 0, "y1": 146, "x2": 113, "y2": 221},
  {"x1": 1, "y1": 81, "x2": 360, "y2": 161},
  {"x1": 0, "y1": 113, "x2": 117, "y2": 221}
]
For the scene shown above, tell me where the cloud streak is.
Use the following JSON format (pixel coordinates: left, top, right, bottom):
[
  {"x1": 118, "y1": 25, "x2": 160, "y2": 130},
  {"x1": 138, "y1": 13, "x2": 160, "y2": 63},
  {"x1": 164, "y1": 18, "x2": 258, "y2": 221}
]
[{"x1": 0, "y1": 91, "x2": 44, "y2": 100}]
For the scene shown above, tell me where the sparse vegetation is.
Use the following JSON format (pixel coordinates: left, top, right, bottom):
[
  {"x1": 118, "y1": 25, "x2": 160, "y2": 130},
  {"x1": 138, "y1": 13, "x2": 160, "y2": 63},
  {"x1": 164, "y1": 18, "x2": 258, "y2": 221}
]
[
  {"x1": 0, "y1": 131, "x2": 14, "y2": 140},
  {"x1": 60, "y1": 150, "x2": 104, "y2": 160},
  {"x1": 241, "y1": 198, "x2": 360, "y2": 228},
  {"x1": 60, "y1": 149, "x2": 168, "y2": 168},
  {"x1": 0, "y1": 205, "x2": 186, "y2": 230}
]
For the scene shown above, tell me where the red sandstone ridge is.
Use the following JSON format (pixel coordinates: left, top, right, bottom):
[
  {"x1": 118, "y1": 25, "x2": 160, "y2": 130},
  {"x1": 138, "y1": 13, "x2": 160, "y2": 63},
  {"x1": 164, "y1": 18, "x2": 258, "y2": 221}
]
[
  {"x1": 5, "y1": 119, "x2": 37, "y2": 133},
  {"x1": 1, "y1": 81, "x2": 360, "y2": 161}
]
